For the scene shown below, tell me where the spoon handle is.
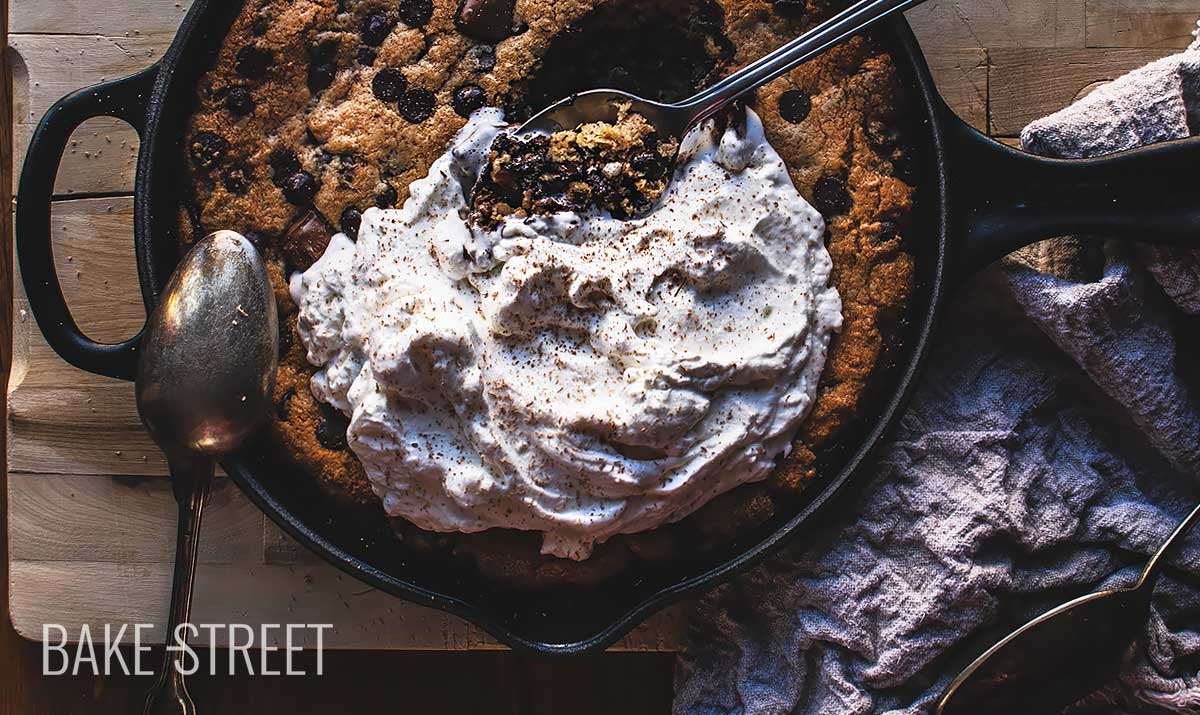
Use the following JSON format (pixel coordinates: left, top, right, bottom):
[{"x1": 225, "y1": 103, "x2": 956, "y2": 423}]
[
  {"x1": 1138, "y1": 498, "x2": 1200, "y2": 590},
  {"x1": 676, "y1": 0, "x2": 928, "y2": 127},
  {"x1": 144, "y1": 454, "x2": 214, "y2": 715}
]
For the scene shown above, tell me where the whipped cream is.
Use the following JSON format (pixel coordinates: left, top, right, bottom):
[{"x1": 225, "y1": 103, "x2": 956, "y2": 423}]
[{"x1": 291, "y1": 108, "x2": 842, "y2": 559}]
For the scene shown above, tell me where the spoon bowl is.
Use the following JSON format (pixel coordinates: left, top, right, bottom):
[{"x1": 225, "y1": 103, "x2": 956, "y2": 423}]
[
  {"x1": 136, "y1": 229, "x2": 278, "y2": 457},
  {"x1": 937, "y1": 499, "x2": 1200, "y2": 715}
]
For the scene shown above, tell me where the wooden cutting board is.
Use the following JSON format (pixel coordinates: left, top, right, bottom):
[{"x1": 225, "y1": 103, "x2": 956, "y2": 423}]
[{"x1": 7, "y1": 0, "x2": 1187, "y2": 650}]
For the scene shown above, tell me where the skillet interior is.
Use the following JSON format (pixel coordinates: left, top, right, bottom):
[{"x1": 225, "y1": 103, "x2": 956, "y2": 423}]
[{"x1": 135, "y1": 0, "x2": 949, "y2": 652}]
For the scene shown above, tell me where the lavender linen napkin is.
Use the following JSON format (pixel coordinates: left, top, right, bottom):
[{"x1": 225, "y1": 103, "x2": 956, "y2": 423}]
[{"x1": 674, "y1": 33, "x2": 1200, "y2": 715}]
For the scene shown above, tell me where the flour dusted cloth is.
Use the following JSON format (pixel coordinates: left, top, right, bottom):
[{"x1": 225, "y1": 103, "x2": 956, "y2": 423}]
[{"x1": 674, "y1": 32, "x2": 1200, "y2": 715}]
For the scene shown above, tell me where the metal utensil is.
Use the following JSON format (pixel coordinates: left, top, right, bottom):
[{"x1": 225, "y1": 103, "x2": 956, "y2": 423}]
[
  {"x1": 138, "y1": 231, "x2": 278, "y2": 715},
  {"x1": 937, "y1": 499, "x2": 1200, "y2": 715},
  {"x1": 520, "y1": 0, "x2": 928, "y2": 141}
]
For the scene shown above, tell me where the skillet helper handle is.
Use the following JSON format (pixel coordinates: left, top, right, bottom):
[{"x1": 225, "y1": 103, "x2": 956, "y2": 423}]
[
  {"x1": 15, "y1": 65, "x2": 159, "y2": 381},
  {"x1": 943, "y1": 110, "x2": 1200, "y2": 281}
]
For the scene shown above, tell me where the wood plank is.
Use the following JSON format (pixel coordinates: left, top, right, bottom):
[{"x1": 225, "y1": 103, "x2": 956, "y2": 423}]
[
  {"x1": 9, "y1": 0, "x2": 192, "y2": 35},
  {"x1": 907, "y1": 0, "x2": 1087, "y2": 50},
  {"x1": 924, "y1": 48, "x2": 989, "y2": 131},
  {"x1": 8, "y1": 473, "x2": 256, "y2": 563},
  {"x1": 1086, "y1": 0, "x2": 1199, "y2": 48},
  {"x1": 10, "y1": 34, "x2": 168, "y2": 196},
  {"x1": 988, "y1": 47, "x2": 1170, "y2": 135},
  {"x1": 10, "y1": 559, "x2": 683, "y2": 651}
]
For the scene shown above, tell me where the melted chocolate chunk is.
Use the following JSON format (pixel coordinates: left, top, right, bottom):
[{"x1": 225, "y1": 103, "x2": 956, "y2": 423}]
[
  {"x1": 778, "y1": 89, "x2": 812, "y2": 123},
  {"x1": 188, "y1": 131, "x2": 229, "y2": 170},
  {"x1": 225, "y1": 86, "x2": 255, "y2": 116},
  {"x1": 397, "y1": 0, "x2": 434, "y2": 27},
  {"x1": 340, "y1": 206, "x2": 363, "y2": 237},
  {"x1": 235, "y1": 45, "x2": 273, "y2": 79},
  {"x1": 281, "y1": 210, "x2": 334, "y2": 272},
  {"x1": 282, "y1": 171, "x2": 319, "y2": 206},
  {"x1": 372, "y1": 67, "x2": 408, "y2": 102},
  {"x1": 455, "y1": 0, "x2": 517, "y2": 43},
  {"x1": 397, "y1": 88, "x2": 435, "y2": 122},
  {"x1": 315, "y1": 402, "x2": 350, "y2": 450},
  {"x1": 452, "y1": 84, "x2": 487, "y2": 117},
  {"x1": 362, "y1": 11, "x2": 394, "y2": 46},
  {"x1": 375, "y1": 185, "x2": 398, "y2": 208},
  {"x1": 812, "y1": 175, "x2": 852, "y2": 217}
]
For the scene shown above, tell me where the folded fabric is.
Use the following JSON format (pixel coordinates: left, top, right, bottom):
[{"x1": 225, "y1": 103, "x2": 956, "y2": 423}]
[{"x1": 674, "y1": 31, "x2": 1200, "y2": 715}]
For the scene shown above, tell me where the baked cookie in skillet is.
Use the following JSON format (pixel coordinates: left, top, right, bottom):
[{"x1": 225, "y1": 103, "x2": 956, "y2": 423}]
[{"x1": 181, "y1": 0, "x2": 917, "y2": 588}]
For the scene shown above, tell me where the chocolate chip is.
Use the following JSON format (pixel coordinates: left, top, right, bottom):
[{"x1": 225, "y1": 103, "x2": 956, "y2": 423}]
[
  {"x1": 282, "y1": 172, "x2": 319, "y2": 206},
  {"x1": 276, "y1": 387, "x2": 295, "y2": 420},
  {"x1": 243, "y1": 230, "x2": 270, "y2": 252},
  {"x1": 225, "y1": 86, "x2": 255, "y2": 116},
  {"x1": 235, "y1": 45, "x2": 272, "y2": 79},
  {"x1": 357, "y1": 46, "x2": 378, "y2": 66},
  {"x1": 631, "y1": 151, "x2": 667, "y2": 180},
  {"x1": 397, "y1": 0, "x2": 433, "y2": 27},
  {"x1": 455, "y1": 0, "x2": 516, "y2": 43},
  {"x1": 222, "y1": 164, "x2": 252, "y2": 194},
  {"x1": 778, "y1": 89, "x2": 812, "y2": 124},
  {"x1": 309, "y1": 62, "x2": 336, "y2": 93},
  {"x1": 362, "y1": 11, "x2": 394, "y2": 46},
  {"x1": 282, "y1": 210, "x2": 335, "y2": 272},
  {"x1": 771, "y1": 0, "x2": 807, "y2": 19},
  {"x1": 315, "y1": 402, "x2": 350, "y2": 450},
  {"x1": 372, "y1": 67, "x2": 408, "y2": 102},
  {"x1": 188, "y1": 131, "x2": 229, "y2": 170},
  {"x1": 397, "y1": 88, "x2": 435, "y2": 122},
  {"x1": 452, "y1": 84, "x2": 487, "y2": 117},
  {"x1": 340, "y1": 206, "x2": 363, "y2": 237},
  {"x1": 251, "y1": 16, "x2": 271, "y2": 36},
  {"x1": 269, "y1": 149, "x2": 301, "y2": 186},
  {"x1": 812, "y1": 175, "x2": 852, "y2": 216},
  {"x1": 375, "y1": 185, "x2": 398, "y2": 208}
]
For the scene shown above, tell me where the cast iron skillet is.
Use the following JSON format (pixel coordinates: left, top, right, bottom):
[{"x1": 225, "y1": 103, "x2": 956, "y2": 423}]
[{"x1": 17, "y1": 0, "x2": 1200, "y2": 654}]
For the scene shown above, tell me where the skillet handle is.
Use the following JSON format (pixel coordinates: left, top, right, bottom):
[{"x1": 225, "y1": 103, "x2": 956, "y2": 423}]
[
  {"x1": 16, "y1": 65, "x2": 159, "y2": 381},
  {"x1": 942, "y1": 108, "x2": 1200, "y2": 282}
]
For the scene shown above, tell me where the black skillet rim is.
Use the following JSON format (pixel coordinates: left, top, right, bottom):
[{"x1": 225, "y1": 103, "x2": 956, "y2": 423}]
[{"x1": 131, "y1": 0, "x2": 951, "y2": 654}]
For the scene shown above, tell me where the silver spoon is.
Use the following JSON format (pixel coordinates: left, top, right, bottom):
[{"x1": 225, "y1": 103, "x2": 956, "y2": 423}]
[
  {"x1": 937, "y1": 499, "x2": 1200, "y2": 715},
  {"x1": 521, "y1": 0, "x2": 928, "y2": 141},
  {"x1": 138, "y1": 231, "x2": 278, "y2": 715}
]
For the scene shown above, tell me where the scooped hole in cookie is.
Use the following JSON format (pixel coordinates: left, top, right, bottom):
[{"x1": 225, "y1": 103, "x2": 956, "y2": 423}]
[{"x1": 514, "y1": 0, "x2": 734, "y2": 119}]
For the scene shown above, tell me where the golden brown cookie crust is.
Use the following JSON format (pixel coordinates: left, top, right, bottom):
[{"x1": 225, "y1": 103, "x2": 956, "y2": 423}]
[{"x1": 182, "y1": 0, "x2": 917, "y2": 589}]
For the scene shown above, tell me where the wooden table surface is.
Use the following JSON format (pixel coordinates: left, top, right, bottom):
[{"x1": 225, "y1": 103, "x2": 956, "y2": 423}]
[{"x1": 3, "y1": 0, "x2": 1196, "y2": 712}]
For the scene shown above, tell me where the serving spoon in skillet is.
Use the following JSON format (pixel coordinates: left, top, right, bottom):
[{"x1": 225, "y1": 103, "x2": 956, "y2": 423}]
[
  {"x1": 138, "y1": 231, "x2": 278, "y2": 715},
  {"x1": 521, "y1": 0, "x2": 929, "y2": 142},
  {"x1": 937, "y1": 498, "x2": 1200, "y2": 715}
]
